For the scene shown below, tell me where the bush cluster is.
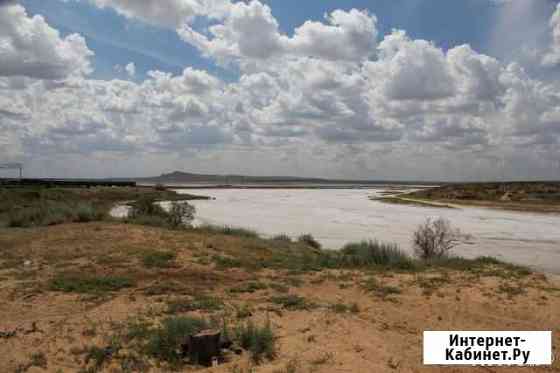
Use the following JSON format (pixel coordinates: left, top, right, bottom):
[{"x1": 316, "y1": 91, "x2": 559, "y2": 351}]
[
  {"x1": 126, "y1": 196, "x2": 195, "y2": 229},
  {"x1": 234, "y1": 319, "x2": 276, "y2": 364},
  {"x1": 340, "y1": 240, "x2": 414, "y2": 269},
  {"x1": 8, "y1": 201, "x2": 105, "y2": 228}
]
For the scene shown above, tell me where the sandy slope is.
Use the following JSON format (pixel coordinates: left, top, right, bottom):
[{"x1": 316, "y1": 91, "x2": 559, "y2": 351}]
[{"x1": 0, "y1": 223, "x2": 558, "y2": 372}]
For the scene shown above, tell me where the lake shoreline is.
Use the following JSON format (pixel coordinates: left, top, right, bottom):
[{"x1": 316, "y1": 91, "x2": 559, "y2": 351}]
[{"x1": 182, "y1": 188, "x2": 560, "y2": 274}]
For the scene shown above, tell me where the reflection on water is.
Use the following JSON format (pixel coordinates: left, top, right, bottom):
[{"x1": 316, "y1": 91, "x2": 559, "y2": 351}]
[{"x1": 179, "y1": 188, "x2": 560, "y2": 274}]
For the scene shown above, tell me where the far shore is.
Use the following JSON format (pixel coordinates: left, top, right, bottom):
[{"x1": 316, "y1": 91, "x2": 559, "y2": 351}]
[
  {"x1": 140, "y1": 183, "x2": 434, "y2": 190},
  {"x1": 373, "y1": 182, "x2": 560, "y2": 214}
]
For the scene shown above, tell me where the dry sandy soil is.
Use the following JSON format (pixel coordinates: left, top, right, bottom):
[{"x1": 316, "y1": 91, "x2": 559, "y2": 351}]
[{"x1": 0, "y1": 223, "x2": 559, "y2": 373}]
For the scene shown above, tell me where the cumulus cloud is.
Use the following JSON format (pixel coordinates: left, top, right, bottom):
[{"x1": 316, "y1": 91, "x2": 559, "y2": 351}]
[
  {"x1": 125, "y1": 62, "x2": 136, "y2": 77},
  {"x1": 365, "y1": 30, "x2": 456, "y2": 101},
  {"x1": 90, "y1": 0, "x2": 199, "y2": 27},
  {"x1": 543, "y1": 4, "x2": 560, "y2": 66},
  {"x1": 113, "y1": 62, "x2": 136, "y2": 78},
  {"x1": 178, "y1": 4, "x2": 378, "y2": 67},
  {"x1": 3, "y1": 1, "x2": 560, "y2": 180},
  {"x1": 0, "y1": 3, "x2": 93, "y2": 80},
  {"x1": 284, "y1": 9, "x2": 378, "y2": 61}
]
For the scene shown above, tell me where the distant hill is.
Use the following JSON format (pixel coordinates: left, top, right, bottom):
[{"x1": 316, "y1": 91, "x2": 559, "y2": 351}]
[{"x1": 136, "y1": 171, "x2": 438, "y2": 185}]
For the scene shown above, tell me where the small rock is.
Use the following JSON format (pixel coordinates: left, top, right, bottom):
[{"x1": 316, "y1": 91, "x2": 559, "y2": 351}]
[{"x1": 23, "y1": 260, "x2": 32, "y2": 267}]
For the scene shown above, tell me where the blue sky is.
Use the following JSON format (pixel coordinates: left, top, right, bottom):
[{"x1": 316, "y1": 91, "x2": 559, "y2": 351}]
[
  {"x1": 22, "y1": 0, "x2": 502, "y2": 82},
  {"x1": 21, "y1": 0, "x2": 213, "y2": 80}
]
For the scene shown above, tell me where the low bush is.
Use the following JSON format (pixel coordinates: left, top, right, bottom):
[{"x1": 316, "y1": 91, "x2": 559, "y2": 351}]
[
  {"x1": 129, "y1": 196, "x2": 167, "y2": 218},
  {"x1": 272, "y1": 234, "x2": 292, "y2": 243},
  {"x1": 234, "y1": 319, "x2": 276, "y2": 364},
  {"x1": 146, "y1": 316, "x2": 208, "y2": 364},
  {"x1": 126, "y1": 214, "x2": 170, "y2": 228},
  {"x1": 168, "y1": 202, "x2": 195, "y2": 228},
  {"x1": 212, "y1": 255, "x2": 245, "y2": 269},
  {"x1": 126, "y1": 197, "x2": 196, "y2": 229},
  {"x1": 229, "y1": 281, "x2": 268, "y2": 294},
  {"x1": 361, "y1": 277, "x2": 402, "y2": 298},
  {"x1": 75, "y1": 203, "x2": 105, "y2": 222},
  {"x1": 340, "y1": 240, "x2": 415, "y2": 269},
  {"x1": 166, "y1": 295, "x2": 224, "y2": 313},
  {"x1": 269, "y1": 294, "x2": 314, "y2": 310},
  {"x1": 199, "y1": 225, "x2": 260, "y2": 238},
  {"x1": 329, "y1": 302, "x2": 360, "y2": 314},
  {"x1": 297, "y1": 234, "x2": 321, "y2": 249},
  {"x1": 7, "y1": 207, "x2": 46, "y2": 227},
  {"x1": 413, "y1": 217, "x2": 461, "y2": 260},
  {"x1": 142, "y1": 251, "x2": 177, "y2": 268},
  {"x1": 50, "y1": 274, "x2": 134, "y2": 293},
  {"x1": 85, "y1": 346, "x2": 114, "y2": 370},
  {"x1": 7, "y1": 201, "x2": 104, "y2": 227}
]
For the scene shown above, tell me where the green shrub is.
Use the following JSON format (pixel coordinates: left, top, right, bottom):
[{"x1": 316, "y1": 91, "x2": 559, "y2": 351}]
[
  {"x1": 199, "y1": 225, "x2": 260, "y2": 238},
  {"x1": 129, "y1": 196, "x2": 167, "y2": 218},
  {"x1": 229, "y1": 282, "x2": 268, "y2": 294},
  {"x1": 269, "y1": 295, "x2": 314, "y2": 310},
  {"x1": 427, "y1": 256, "x2": 531, "y2": 277},
  {"x1": 146, "y1": 316, "x2": 208, "y2": 364},
  {"x1": 126, "y1": 214, "x2": 170, "y2": 228},
  {"x1": 235, "y1": 319, "x2": 276, "y2": 364},
  {"x1": 42, "y1": 205, "x2": 75, "y2": 226},
  {"x1": 269, "y1": 283, "x2": 290, "y2": 293},
  {"x1": 340, "y1": 240, "x2": 414, "y2": 269},
  {"x1": 7, "y1": 201, "x2": 104, "y2": 227},
  {"x1": 168, "y1": 202, "x2": 195, "y2": 228},
  {"x1": 50, "y1": 274, "x2": 134, "y2": 293},
  {"x1": 85, "y1": 346, "x2": 113, "y2": 370},
  {"x1": 125, "y1": 319, "x2": 153, "y2": 342},
  {"x1": 297, "y1": 234, "x2": 321, "y2": 249},
  {"x1": 235, "y1": 304, "x2": 253, "y2": 319},
  {"x1": 361, "y1": 277, "x2": 402, "y2": 298},
  {"x1": 329, "y1": 303, "x2": 350, "y2": 313},
  {"x1": 127, "y1": 198, "x2": 195, "y2": 229},
  {"x1": 75, "y1": 203, "x2": 104, "y2": 223},
  {"x1": 272, "y1": 234, "x2": 292, "y2": 243},
  {"x1": 166, "y1": 295, "x2": 224, "y2": 313},
  {"x1": 30, "y1": 352, "x2": 48, "y2": 369},
  {"x1": 142, "y1": 251, "x2": 177, "y2": 268},
  {"x1": 7, "y1": 207, "x2": 44, "y2": 227},
  {"x1": 212, "y1": 255, "x2": 244, "y2": 269}
]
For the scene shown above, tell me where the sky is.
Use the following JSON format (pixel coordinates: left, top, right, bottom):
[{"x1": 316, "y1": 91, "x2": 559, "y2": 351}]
[{"x1": 1, "y1": 0, "x2": 560, "y2": 181}]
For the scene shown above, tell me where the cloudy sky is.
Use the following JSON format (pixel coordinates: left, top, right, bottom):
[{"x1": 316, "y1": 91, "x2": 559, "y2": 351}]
[{"x1": 1, "y1": 0, "x2": 560, "y2": 181}]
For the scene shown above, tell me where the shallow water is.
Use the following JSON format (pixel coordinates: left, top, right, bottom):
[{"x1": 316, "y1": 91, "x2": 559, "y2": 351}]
[{"x1": 179, "y1": 188, "x2": 560, "y2": 274}]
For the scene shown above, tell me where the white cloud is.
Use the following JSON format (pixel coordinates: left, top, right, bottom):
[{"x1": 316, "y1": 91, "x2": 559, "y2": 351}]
[
  {"x1": 125, "y1": 62, "x2": 136, "y2": 77},
  {"x1": 87, "y1": 0, "x2": 235, "y2": 28},
  {"x1": 0, "y1": 3, "x2": 93, "y2": 80},
  {"x1": 543, "y1": 4, "x2": 560, "y2": 66},
  {"x1": 3, "y1": 1, "x2": 560, "y2": 180},
  {"x1": 90, "y1": 0, "x2": 200, "y2": 27},
  {"x1": 365, "y1": 30, "x2": 456, "y2": 101},
  {"x1": 285, "y1": 9, "x2": 377, "y2": 62},
  {"x1": 178, "y1": 4, "x2": 378, "y2": 67}
]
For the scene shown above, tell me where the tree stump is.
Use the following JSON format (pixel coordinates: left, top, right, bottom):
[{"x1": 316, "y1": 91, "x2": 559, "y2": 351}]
[{"x1": 183, "y1": 329, "x2": 221, "y2": 366}]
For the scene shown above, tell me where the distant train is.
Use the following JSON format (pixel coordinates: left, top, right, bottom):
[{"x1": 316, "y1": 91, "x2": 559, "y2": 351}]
[{"x1": 0, "y1": 178, "x2": 136, "y2": 188}]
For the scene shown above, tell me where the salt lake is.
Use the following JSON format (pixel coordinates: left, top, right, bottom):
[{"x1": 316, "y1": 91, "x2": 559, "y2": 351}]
[{"x1": 179, "y1": 188, "x2": 560, "y2": 274}]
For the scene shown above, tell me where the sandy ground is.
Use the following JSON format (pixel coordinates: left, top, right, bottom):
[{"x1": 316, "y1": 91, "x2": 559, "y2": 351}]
[{"x1": 0, "y1": 223, "x2": 559, "y2": 373}]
